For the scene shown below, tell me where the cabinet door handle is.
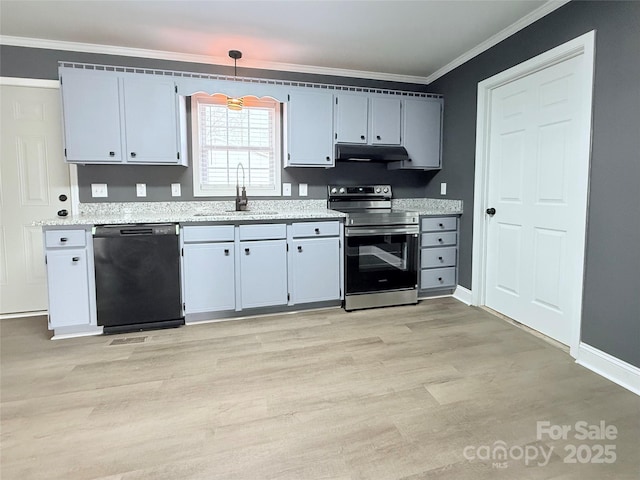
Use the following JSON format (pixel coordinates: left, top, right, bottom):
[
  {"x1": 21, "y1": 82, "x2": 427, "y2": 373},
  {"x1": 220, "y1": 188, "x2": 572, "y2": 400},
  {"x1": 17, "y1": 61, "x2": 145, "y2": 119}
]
[
  {"x1": 244, "y1": 248, "x2": 250, "y2": 255},
  {"x1": 60, "y1": 237, "x2": 68, "y2": 242},
  {"x1": 314, "y1": 228, "x2": 320, "y2": 234},
  {"x1": 72, "y1": 257, "x2": 80, "y2": 262},
  {"x1": 109, "y1": 151, "x2": 115, "y2": 157},
  {"x1": 376, "y1": 135, "x2": 381, "y2": 140},
  {"x1": 438, "y1": 223, "x2": 444, "y2": 228},
  {"x1": 438, "y1": 277, "x2": 443, "y2": 282},
  {"x1": 297, "y1": 246, "x2": 302, "y2": 252},
  {"x1": 224, "y1": 249, "x2": 230, "y2": 256},
  {"x1": 438, "y1": 256, "x2": 443, "y2": 261},
  {"x1": 326, "y1": 156, "x2": 331, "y2": 162},
  {"x1": 438, "y1": 238, "x2": 443, "y2": 243},
  {"x1": 130, "y1": 152, "x2": 137, "y2": 158},
  {"x1": 360, "y1": 135, "x2": 365, "y2": 140},
  {"x1": 57, "y1": 209, "x2": 68, "y2": 217}
]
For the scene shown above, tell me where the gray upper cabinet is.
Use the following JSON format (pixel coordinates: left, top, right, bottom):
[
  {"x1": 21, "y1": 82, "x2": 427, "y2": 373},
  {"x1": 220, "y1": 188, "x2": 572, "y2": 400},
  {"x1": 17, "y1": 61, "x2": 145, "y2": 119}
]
[
  {"x1": 61, "y1": 70, "x2": 123, "y2": 163},
  {"x1": 335, "y1": 94, "x2": 402, "y2": 145},
  {"x1": 59, "y1": 68, "x2": 186, "y2": 166},
  {"x1": 390, "y1": 97, "x2": 443, "y2": 170},
  {"x1": 335, "y1": 94, "x2": 369, "y2": 143},
  {"x1": 122, "y1": 76, "x2": 182, "y2": 164},
  {"x1": 286, "y1": 90, "x2": 334, "y2": 167},
  {"x1": 370, "y1": 97, "x2": 402, "y2": 145}
]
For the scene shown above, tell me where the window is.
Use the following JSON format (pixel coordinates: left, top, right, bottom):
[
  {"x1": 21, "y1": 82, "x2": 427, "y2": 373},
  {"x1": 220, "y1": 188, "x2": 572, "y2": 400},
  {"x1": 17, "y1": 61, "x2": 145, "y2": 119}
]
[{"x1": 191, "y1": 93, "x2": 281, "y2": 197}]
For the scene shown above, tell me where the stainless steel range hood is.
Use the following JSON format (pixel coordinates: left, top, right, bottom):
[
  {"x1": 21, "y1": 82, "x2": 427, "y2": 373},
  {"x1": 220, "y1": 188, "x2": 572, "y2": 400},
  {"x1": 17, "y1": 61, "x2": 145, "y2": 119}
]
[{"x1": 335, "y1": 144, "x2": 410, "y2": 162}]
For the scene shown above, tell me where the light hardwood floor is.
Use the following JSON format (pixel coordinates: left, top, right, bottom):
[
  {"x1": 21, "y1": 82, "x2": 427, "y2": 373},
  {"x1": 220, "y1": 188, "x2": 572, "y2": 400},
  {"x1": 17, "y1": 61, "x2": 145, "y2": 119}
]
[{"x1": 1, "y1": 298, "x2": 638, "y2": 479}]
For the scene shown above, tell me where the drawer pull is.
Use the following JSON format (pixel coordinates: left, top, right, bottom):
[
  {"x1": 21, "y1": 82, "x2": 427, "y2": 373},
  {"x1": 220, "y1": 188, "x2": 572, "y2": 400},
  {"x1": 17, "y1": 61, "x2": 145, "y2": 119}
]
[
  {"x1": 244, "y1": 248, "x2": 250, "y2": 255},
  {"x1": 130, "y1": 152, "x2": 137, "y2": 158},
  {"x1": 376, "y1": 135, "x2": 381, "y2": 140},
  {"x1": 297, "y1": 246, "x2": 303, "y2": 252},
  {"x1": 72, "y1": 257, "x2": 80, "y2": 262},
  {"x1": 438, "y1": 277, "x2": 443, "y2": 282},
  {"x1": 314, "y1": 228, "x2": 320, "y2": 234},
  {"x1": 224, "y1": 249, "x2": 230, "y2": 256},
  {"x1": 109, "y1": 151, "x2": 115, "y2": 157},
  {"x1": 60, "y1": 237, "x2": 68, "y2": 242},
  {"x1": 438, "y1": 256, "x2": 443, "y2": 261},
  {"x1": 438, "y1": 223, "x2": 444, "y2": 228},
  {"x1": 438, "y1": 238, "x2": 443, "y2": 243},
  {"x1": 326, "y1": 156, "x2": 331, "y2": 162}
]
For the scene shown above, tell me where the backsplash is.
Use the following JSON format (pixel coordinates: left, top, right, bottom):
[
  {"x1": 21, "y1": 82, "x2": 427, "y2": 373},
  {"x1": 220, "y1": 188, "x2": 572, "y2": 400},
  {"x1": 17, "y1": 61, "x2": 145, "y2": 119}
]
[{"x1": 77, "y1": 161, "x2": 440, "y2": 202}]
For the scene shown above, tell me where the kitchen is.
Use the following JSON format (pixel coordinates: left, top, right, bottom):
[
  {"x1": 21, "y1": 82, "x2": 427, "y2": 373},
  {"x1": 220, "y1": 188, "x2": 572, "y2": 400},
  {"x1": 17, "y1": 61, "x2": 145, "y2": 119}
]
[{"x1": 1, "y1": 1, "x2": 639, "y2": 479}]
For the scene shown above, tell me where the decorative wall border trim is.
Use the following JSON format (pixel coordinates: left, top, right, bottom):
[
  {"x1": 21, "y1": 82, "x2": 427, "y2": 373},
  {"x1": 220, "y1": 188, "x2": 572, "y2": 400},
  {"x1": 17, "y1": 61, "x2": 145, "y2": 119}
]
[{"x1": 58, "y1": 61, "x2": 443, "y2": 99}]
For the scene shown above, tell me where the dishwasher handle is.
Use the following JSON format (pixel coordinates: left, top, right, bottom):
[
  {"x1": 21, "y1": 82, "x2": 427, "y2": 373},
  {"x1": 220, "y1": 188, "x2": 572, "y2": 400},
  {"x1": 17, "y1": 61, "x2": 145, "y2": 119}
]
[{"x1": 94, "y1": 224, "x2": 178, "y2": 237}]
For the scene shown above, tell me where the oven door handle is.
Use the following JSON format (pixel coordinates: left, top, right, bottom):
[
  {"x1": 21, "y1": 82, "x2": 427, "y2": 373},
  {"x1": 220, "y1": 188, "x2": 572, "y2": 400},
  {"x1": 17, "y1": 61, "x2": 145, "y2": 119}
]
[{"x1": 345, "y1": 226, "x2": 419, "y2": 237}]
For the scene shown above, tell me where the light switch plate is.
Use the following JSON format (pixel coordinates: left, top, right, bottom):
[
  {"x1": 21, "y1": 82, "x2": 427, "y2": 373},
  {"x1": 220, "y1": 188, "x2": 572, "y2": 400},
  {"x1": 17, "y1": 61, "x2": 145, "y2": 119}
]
[
  {"x1": 283, "y1": 183, "x2": 292, "y2": 196},
  {"x1": 440, "y1": 182, "x2": 447, "y2": 195},
  {"x1": 136, "y1": 183, "x2": 147, "y2": 197},
  {"x1": 299, "y1": 183, "x2": 308, "y2": 196},
  {"x1": 91, "y1": 183, "x2": 108, "y2": 198},
  {"x1": 171, "y1": 183, "x2": 181, "y2": 197}
]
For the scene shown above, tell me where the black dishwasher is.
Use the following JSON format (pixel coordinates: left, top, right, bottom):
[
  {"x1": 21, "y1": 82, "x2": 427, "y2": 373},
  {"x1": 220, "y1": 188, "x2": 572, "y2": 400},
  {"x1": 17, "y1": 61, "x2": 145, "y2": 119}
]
[{"x1": 93, "y1": 224, "x2": 184, "y2": 334}]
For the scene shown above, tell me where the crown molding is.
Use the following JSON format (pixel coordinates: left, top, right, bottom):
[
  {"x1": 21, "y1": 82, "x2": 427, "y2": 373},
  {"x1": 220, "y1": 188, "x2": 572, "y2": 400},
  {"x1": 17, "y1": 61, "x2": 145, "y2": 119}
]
[
  {"x1": 0, "y1": 35, "x2": 430, "y2": 85},
  {"x1": 425, "y1": 0, "x2": 571, "y2": 84}
]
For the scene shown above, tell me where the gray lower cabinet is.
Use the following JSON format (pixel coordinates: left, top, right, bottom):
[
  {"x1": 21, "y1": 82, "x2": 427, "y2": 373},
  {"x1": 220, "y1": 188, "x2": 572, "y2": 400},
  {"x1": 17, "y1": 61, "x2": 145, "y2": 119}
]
[
  {"x1": 239, "y1": 224, "x2": 288, "y2": 308},
  {"x1": 182, "y1": 225, "x2": 236, "y2": 313},
  {"x1": 419, "y1": 216, "x2": 459, "y2": 295},
  {"x1": 43, "y1": 228, "x2": 97, "y2": 332},
  {"x1": 288, "y1": 221, "x2": 341, "y2": 304}
]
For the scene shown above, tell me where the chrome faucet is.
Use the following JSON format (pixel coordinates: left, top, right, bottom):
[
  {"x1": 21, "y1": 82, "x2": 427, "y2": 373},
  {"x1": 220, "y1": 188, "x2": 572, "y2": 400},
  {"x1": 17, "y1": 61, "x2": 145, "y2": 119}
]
[{"x1": 235, "y1": 163, "x2": 248, "y2": 211}]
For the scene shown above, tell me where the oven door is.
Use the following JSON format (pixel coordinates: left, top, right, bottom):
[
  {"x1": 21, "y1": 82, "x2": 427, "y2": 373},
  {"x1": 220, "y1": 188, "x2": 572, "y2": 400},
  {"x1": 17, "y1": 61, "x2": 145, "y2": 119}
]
[{"x1": 344, "y1": 226, "x2": 419, "y2": 295}]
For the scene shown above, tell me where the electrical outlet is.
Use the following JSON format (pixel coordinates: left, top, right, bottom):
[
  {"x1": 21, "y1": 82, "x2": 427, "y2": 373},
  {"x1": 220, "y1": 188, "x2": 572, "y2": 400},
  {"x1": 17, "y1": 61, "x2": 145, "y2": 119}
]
[
  {"x1": 91, "y1": 183, "x2": 108, "y2": 198},
  {"x1": 283, "y1": 183, "x2": 292, "y2": 196},
  {"x1": 136, "y1": 183, "x2": 147, "y2": 197},
  {"x1": 440, "y1": 182, "x2": 447, "y2": 195},
  {"x1": 171, "y1": 183, "x2": 181, "y2": 197},
  {"x1": 299, "y1": 183, "x2": 308, "y2": 196}
]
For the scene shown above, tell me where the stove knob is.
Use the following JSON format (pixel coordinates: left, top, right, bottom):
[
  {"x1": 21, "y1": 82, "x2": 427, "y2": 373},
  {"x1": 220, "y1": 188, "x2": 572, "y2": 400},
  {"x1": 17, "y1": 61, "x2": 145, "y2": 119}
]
[
  {"x1": 339, "y1": 188, "x2": 345, "y2": 194},
  {"x1": 330, "y1": 187, "x2": 337, "y2": 194},
  {"x1": 383, "y1": 187, "x2": 389, "y2": 193},
  {"x1": 376, "y1": 187, "x2": 381, "y2": 193}
]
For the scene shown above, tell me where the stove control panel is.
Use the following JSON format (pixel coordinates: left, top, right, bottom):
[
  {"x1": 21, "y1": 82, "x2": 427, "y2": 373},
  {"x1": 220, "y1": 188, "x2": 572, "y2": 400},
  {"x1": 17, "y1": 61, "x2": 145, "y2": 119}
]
[{"x1": 328, "y1": 185, "x2": 392, "y2": 198}]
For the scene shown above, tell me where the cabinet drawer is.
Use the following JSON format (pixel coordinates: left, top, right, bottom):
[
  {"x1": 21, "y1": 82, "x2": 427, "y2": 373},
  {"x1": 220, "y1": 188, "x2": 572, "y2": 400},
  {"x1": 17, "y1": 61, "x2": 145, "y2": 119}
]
[
  {"x1": 291, "y1": 221, "x2": 340, "y2": 238},
  {"x1": 183, "y1": 225, "x2": 234, "y2": 243},
  {"x1": 421, "y1": 231, "x2": 457, "y2": 247},
  {"x1": 421, "y1": 267, "x2": 456, "y2": 289},
  {"x1": 421, "y1": 246, "x2": 457, "y2": 268},
  {"x1": 45, "y1": 229, "x2": 86, "y2": 248},
  {"x1": 239, "y1": 224, "x2": 286, "y2": 241},
  {"x1": 421, "y1": 217, "x2": 457, "y2": 232}
]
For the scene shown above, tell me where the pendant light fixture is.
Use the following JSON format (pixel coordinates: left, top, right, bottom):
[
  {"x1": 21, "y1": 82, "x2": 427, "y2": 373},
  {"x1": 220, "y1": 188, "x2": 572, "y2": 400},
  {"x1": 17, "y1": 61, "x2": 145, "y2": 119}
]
[{"x1": 227, "y1": 50, "x2": 243, "y2": 111}]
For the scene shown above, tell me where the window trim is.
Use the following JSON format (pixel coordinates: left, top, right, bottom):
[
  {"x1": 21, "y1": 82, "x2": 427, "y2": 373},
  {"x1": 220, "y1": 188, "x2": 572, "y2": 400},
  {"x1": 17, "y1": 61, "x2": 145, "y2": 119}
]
[{"x1": 191, "y1": 94, "x2": 282, "y2": 197}]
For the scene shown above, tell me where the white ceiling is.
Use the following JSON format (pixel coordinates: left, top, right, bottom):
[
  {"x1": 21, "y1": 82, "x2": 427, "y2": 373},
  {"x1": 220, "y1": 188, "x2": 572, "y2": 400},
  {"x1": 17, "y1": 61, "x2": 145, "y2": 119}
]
[{"x1": 0, "y1": 0, "x2": 567, "y2": 84}]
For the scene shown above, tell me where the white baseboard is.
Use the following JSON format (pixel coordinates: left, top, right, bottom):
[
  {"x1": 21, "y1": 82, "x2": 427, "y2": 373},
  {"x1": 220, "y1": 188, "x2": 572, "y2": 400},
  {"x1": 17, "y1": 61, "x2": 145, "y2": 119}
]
[
  {"x1": 576, "y1": 343, "x2": 640, "y2": 396},
  {"x1": 453, "y1": 285, "x2": 473, "y2": 305},
  {"x1": 0, "y1": 310, "x2": 47, "y2": 320}
]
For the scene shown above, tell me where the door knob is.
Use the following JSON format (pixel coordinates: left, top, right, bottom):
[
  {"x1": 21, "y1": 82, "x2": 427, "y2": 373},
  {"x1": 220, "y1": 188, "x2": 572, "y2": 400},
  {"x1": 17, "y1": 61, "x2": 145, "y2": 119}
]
[{"x1": 486, "y1": 207, "x2": 496, "y2": 216}]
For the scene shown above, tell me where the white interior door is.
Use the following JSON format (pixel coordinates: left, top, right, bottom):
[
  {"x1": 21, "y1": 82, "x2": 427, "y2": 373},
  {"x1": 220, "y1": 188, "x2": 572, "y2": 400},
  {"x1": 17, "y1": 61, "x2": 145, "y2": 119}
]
[
  {"x1": 484, "y1": 54, "x2": 587, "y2": 346},
  {"x1": 0, "y1": 83, "x2": 70, "y2": 315}
]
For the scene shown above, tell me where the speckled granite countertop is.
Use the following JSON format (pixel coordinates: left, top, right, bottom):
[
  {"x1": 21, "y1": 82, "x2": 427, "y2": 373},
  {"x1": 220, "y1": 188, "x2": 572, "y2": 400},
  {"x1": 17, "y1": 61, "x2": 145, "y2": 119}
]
[{"x1": 36, "y1": 198, "x2": 463, "y2": 227}]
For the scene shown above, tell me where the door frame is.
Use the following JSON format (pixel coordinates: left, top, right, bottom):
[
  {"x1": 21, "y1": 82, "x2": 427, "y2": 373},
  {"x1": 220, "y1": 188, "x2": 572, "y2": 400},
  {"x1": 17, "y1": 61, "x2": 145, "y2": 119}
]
[
  {"x1": 0, "y1": 77, "x2": 79, "y2": 215},
  {"x1": 471, "y1": 31, "x2": 595, "y2": 357}
]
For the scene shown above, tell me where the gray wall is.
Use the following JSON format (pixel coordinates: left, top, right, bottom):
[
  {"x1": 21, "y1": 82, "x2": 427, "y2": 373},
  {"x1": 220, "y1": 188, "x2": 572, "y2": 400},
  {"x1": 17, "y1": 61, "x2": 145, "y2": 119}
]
[
  {"x1": 428, "y1": 0, "x2": 640, "y2": 367},
  {"x1": 0, "y1": 45, "x2": 438, "y2": 201}
]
